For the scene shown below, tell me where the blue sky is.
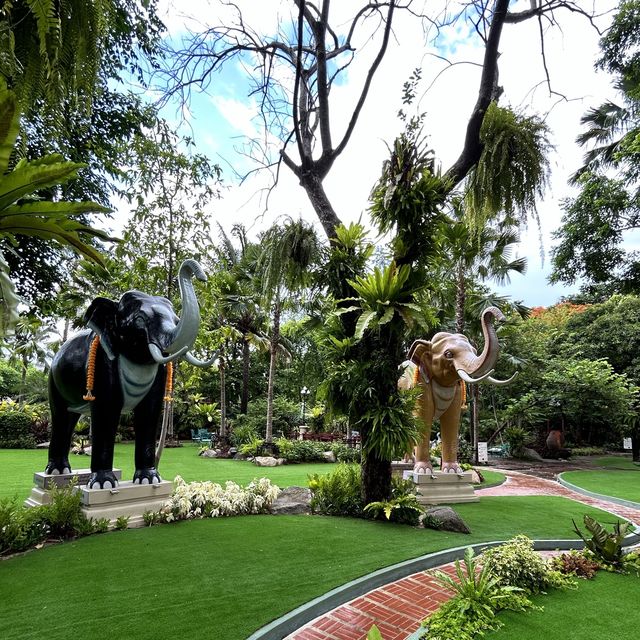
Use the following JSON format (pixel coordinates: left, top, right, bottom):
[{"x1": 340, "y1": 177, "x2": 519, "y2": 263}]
[{"x1": 145, "y1": 0, "x2": 620, "y2": 308}]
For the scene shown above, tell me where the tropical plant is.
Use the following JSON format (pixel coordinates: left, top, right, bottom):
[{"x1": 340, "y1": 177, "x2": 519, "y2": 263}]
[
  {"x1": 422, "y1": 546, "x2": 535, "y2": 640},
  {"x1": 482, "y1": 534, "x2": 575, "y2": 594},
  {"x1": 364, "y1": 493, "x2": 423, "y2": 526},
  {"x1": 572, "y1": 515, "x2": 638, "y2": 573},
  {"x1": 551, "y1": 550, "x2": 601, "y2": 579},
  {"x1": 257, "y1": 218, "x2": 321, "y2": 445},
  {"x1": 308, "y1": 463, "x2": 364, "y2": 517},
  {"x1": 0, "y1": 89, "x2": 112, "y2": 334}
]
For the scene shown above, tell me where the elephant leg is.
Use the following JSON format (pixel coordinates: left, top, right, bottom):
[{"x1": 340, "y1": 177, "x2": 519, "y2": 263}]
[
  {"x1": 46, "y1": 379, "x2": 80, "y2": 475},
  {"x1": 132, "y1": 367, "x2": 166, "y2": 485},
  {"x1": 414, "y1": 384, "x2": 435, "y2": 474},
  {"x1": 440, "y1": 390, "x2": 463, "y2": 473},
  {"x1": 88, "y1": 395, "x2": 122, "y2": 488}
]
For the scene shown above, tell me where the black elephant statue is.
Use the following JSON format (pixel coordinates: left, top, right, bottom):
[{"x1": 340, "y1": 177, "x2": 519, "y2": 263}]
[{"x1": 46, "y1": 259, "x2": 213, "y2": 488}]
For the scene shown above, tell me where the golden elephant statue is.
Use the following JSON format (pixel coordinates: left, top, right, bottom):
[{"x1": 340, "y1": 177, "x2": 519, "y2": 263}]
[{"x1": 398, "y1": 307, "x2": 515, "y2": 474}]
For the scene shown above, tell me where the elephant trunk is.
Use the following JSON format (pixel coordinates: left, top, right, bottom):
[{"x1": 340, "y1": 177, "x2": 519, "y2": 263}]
[
  {"x1": 457, "y1": 306, "x2": 503, "y2": 381},
  {"x1": 165, "y1": 259, "x2": 207, "y2": 355}
]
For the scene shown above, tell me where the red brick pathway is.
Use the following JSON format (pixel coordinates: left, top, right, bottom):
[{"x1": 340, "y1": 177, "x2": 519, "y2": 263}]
[{"x1": 285, "y1": 469, "x2": 640, "y2": 640}]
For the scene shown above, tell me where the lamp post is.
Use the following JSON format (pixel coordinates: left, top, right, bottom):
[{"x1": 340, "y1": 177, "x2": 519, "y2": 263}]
[{"x1": 300, "y1": 386, "x2": 310, "y2": 425}]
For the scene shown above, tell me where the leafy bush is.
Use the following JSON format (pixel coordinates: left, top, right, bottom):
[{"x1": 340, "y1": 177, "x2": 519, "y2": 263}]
[
  {"x1": 42, "y1": 481, "x2": 87, "y2": 538},
  {"x1": 229, "y1": 422, "x2": 260, "y2": 446},
  {"x1": 161, "y1": 476, "x2": 280, "y2": 522},
  {"x1": 482, "y1": 534, "x2": 575, "y2": 594},
  {"x1": 330, "y1": 442, "x2": 361, "y2": 463},
  {"x1": 0, "y1": 409, "x2": 35, "y2": 448},
  {"x1": 364, "y1": 493, "x2": 423, "y2": 525},
  {"x1": 573, "y1": 515, "x2": 638, "y2": 573},
  {"x1": 308, "y1": 463, "x2": 364, "y2": 517},
  {"x1": 114, "y1": 515, "x2": 130, "y2": 530},
  {"x1": 551, "y1": 550, "x2": 601, "y2": 579},
  {"x1": 238, "y1": 437, "x2": 264, "y2": 457},
  {"x1": 503, "y1": 426, "x2": 530, "y2": 458},
  {"x1": 0, "y1": 499, "x2": 50, "y2": 554},
  {"x1": 457, "y1": 437, "x2": 473, "y2": 464},
  {"x1": 421, "y1": 547, "x2": 537, "y2": 640},
  {"x1": 570, "y1": 446, "x2": 606, "y2": 456},
  {"x1": 232, "y1": 396, "x2": 300, "y2": 440},
  {"x1": 276, "y1": 438, "x2": 327, "y2": 462}
]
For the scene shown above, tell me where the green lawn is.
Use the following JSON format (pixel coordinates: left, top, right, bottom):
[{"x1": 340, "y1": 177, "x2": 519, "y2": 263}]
[
  {"x1": 478, "y1": 470, "x2": 505, "y2": 487},
  {"x1": 588, "y1": 455, "x2": 639, "y2": 470},
  {"x1": 486, "y1": 570, "x2": 640, "y2": 640},
  {"x1": 562, "y1": 469, "x2": 640, "y2": 504},
  {"x1": 0, "y1": 444, "x2": 338, "y2": 501},
  {"x1": 0, "y1": 496, "x2": 623, "y2": 640},
  {"x1": 1, "y1": 445, "x2": 506, "y2": 501}
]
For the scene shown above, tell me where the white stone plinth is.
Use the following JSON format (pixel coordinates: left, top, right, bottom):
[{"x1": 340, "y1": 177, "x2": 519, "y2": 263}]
[
  {"x1": 79, "y1": 480, "x2": 173, "y2": 528},
  {"x1": 25, "y1": 469, "x2": 123, "y2": 507},
  {"x1": 404, "y1": 470, "x2": 479, "y2": 505}
]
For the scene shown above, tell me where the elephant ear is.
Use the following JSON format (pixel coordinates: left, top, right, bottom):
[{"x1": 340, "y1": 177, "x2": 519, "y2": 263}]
[
  {"x1": 407, "y1": 339, "x2": 431, "y2": 365},
  {"x1": 83, "y1": 297, "x2": 118, "y2": 361}
]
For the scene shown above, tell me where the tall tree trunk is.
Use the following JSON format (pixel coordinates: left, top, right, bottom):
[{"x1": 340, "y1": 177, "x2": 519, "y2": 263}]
[
  {"x1": 455, "y1": 261, "x2": 466, "y2": 334},
  {"x1": 241, "y1": 336, "x2": 250, "y2": 414},
  {"x1": 298, "y1": 172, "x2": 341, "y2": 239},
  {"x1": 265, "y1": 294, "x2": 281, "y2": 444},
  {"x1": 632, "y1": 424, "x2": 640, "y2": 463},
  {"x1": 361, "y1": 447, "x2": 392, "y2": 507},
  {"x1": 219, "y1": 351, "x2": 227, "y2": 440}
]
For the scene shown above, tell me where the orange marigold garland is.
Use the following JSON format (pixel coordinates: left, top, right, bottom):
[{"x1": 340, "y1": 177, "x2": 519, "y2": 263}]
[
  {"x1": 164, "y1": 361, "x2": 174, "y2": 403},
  {"x1": 83, "y1": 336, "x2": 100, "y2": 401},
  {"x1": 460, "y1": 380, "x2": 467, "y2": 410}
]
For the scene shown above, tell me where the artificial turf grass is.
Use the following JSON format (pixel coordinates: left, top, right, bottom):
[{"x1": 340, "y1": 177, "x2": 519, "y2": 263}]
[
  {"x1": 0, "y1": 444, "x2": 506, "y2": 501},
  {"x1": 0, "y1": 496, "x2": 626, "y2": 640},
  {"x1": 562, "y1": 469, "x2": 640, "y2": 504},
  {"x1": 476, "y1": 469, "x2": 505, "y2": 487},
  {"x1": 485, "y1": 570, "x2": 640, "y2": 640}
]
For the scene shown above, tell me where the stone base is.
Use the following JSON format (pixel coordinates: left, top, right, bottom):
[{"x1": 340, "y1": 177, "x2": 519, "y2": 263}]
[
  {"x1": 404, "y1": 470, "x2": 479, "y2": 505},
  {"x1": 79, "y1": 480, "x2": 173, "y2": 528},
  {"x1": 391, "y1": 461, "x2": 414, "y2": 477},
  {"x1": 25, "y1": 469, "x2": 123, "y2": 507}
]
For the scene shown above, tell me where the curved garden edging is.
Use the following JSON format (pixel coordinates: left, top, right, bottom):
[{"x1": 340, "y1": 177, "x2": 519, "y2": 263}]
[
  {"x1": 247, "y1": 528, "x2": 640, "y2": 640},
  {"x1": 557, "y1": 472, "x2": 640, "y2": 510}
]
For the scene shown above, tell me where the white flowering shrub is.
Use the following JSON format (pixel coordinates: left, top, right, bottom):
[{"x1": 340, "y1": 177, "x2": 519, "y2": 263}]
[{"x1": 161, "y1": 476, "x2": 280, "y2": 522}]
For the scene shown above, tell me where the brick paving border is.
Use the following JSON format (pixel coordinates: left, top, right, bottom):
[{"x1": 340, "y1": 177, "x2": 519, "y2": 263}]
[{"x1": 250, "y1": 468, "x2": 640, "y2": 640}]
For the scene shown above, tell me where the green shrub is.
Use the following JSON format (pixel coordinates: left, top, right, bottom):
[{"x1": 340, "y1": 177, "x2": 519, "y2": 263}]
[
  {"x1": 0, "y1": 499, "x2": 50, "y2": 554},
  {"x1": 114, "y1": 515, "x2": 130, "y2": 530},
  {"x1": 0, "y1": 409, "x2": 36, "y2": 448},
  {"x1": 275, "y1": 438, "x2": 326, "y2": 462},
  {"x1": 504, "y1": 426, "x2": 530, "y2": 458},
  {"x1": 229, "y1": 422, "x2": 260, "y2": 446},
  {"x1": 551, "y1": 550, "x2": 601, "y2": 579},
  {"x1": 483, "y1": 534, "x2": 575, "y2": 594},
  {"x1": 421, "y1": 547, "x2": 537, "y2": 640},
  {"x1": 457, "y1": 437, "x2": 473, "y2": 464},
  {"x1": 308, "y1": 464, "x2": 364, "y2": 517},
  {"x1": 364, "y1": 494, "x2": 423, "y2": 525},
  {"x1": 570, "y1": 446, "x2": 606, "y2": 456},
  {"x1": 330, "y1": 442, "x2": 361, "y2": 463},
  {"x1": 42, "y1": 481, "x2": 88, "y2": 538},
  {"x1": 239, "y1": 437, "x2": 264, "y2": 457},
  {"x1": 231, "y1": 396, "x2": 300, "y2": 440},
  {"x1": 92, "y1": 518, "x2": 111, "y2": 534}
]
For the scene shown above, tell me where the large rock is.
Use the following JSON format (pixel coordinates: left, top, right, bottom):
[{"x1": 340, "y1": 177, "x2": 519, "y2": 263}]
[
  {"x1": 522, "y1": 447, "x2": 544, "y2": 461},
  {"x1": 254, "y1": 456, "x2": 279, "y2": 467},
  {"x1": 270, "y1": 486, "x2": 312, "y2": 515},
  {"x1": 323, "y1": 450, "x2": 336, "y2": 463},
  {"x1": 423, "y1": 506, "x2": 471, "y2": 534},
  {"x1": 201, "y1": 449, "x2": 217, "y2": 458}
]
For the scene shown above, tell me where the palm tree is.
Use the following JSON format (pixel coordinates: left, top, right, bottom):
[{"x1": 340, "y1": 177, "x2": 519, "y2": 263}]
[{"x1": 257, "y1": 218, "x2": 321, "y2": 447}]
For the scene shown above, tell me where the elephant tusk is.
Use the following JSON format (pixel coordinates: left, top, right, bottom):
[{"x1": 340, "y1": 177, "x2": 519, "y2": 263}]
[
  {"x1": 457, "y1": 368, "x2": 495, "y2": 383},
  {"x1": 486, "y1": 372, "x2": 519, "y2": 385},
  {"x1": 184, "y1": 351, "x2": 217, "y2": 367},
  {"x1": 148, "y1": 343, "x2": 189, "y2": 364}
]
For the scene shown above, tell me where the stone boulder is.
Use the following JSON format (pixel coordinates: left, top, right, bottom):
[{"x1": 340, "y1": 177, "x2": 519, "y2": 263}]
[
  {"x1": 470, "y1": 469, "x2": 483, "y2": 484},
  {"x1": 254, "y1": 456, "x2": 281, "y2": 467},
  {"x1": 270, "y1": 486, "x2": 312, "y2": 515},
  {"x1": 323, "y1": 450, "x2": 336, "y2": 463},
  {"x1": 522, "y1": 447, "x2": 544, "y2": 461},
  {"x1": 423, "y1": 506, "x2": 471, "y2": 534},
  {"x1": 201, "y1": 449, "x2": 217, "y2": 458}
]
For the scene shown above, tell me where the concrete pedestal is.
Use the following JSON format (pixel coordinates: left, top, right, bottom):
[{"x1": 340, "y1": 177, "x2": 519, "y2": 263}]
[
  {"x1": 404, "y1": 470, "x2": 479, "y2": 505},
  {"x1": 24, "y1": 468, "x2": 123, "y2": 507},
  {"x1": 79, "y1": 480, "x2": 172, "y2": 528},
  {"x1": 25, "y1": 470, "x2": 171, "y2": 528}
]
